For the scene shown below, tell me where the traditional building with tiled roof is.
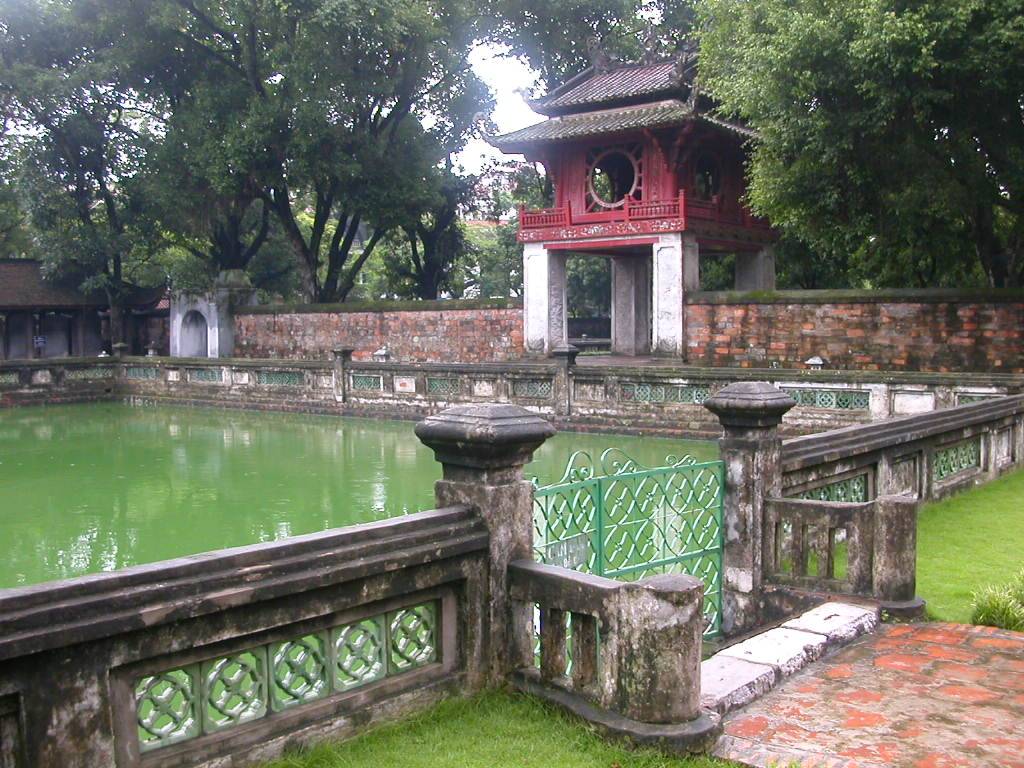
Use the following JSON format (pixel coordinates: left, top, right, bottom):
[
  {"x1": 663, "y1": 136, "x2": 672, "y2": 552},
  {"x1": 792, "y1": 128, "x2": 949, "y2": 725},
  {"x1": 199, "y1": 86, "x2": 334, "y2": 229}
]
[
  {"x1": 0, "y1": 259, "x2": 168, "y2": 359},
  {"x1": 488, "y1": 49, "x2": 776, "y2": 358}
]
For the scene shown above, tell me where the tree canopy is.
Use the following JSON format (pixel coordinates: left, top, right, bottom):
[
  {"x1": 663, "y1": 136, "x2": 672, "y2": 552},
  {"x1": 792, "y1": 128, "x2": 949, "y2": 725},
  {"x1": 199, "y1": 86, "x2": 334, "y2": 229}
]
[{"x1": 699, "y1": 0, "x2": 1024, "y2": 288}]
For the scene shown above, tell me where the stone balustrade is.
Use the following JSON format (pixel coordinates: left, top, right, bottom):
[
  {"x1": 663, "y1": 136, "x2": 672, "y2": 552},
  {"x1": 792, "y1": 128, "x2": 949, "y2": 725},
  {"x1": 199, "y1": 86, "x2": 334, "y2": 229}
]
[
  {"x1": 508, "y1": 561, "x2": 719, "y2": 752},
  {"x1": 702, "y1": 383, "x2": 1024, "y2": 633},
  {"x1": 2, "y1": 355, "x2": 1021, "y2": 438}
]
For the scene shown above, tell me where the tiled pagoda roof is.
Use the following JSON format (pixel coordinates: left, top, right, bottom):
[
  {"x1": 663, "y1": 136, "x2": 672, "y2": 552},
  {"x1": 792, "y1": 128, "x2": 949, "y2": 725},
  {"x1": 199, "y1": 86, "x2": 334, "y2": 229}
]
[
  {"x1": 530, "y1": 59, "x2": 688, "y2": 116},
  {"x1": 489, "y1": 100, "x2": 754, "y2": 153}
]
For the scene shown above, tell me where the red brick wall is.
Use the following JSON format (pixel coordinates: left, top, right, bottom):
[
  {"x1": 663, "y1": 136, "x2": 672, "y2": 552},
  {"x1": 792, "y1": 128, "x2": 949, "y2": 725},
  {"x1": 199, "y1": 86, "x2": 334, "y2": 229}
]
[
  {"x1": 686, "y1": 298, "x2": 1024, "y2": 373},
  {"x1": 235, "y1": 305, "x2": 524, "y2": 362}
]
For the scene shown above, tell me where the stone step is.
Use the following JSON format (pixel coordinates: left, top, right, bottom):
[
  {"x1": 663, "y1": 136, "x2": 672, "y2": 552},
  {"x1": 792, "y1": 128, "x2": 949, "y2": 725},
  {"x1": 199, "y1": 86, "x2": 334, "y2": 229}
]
[{"x1": 700, "y1": 602, "x2": 879, "y2": 715}]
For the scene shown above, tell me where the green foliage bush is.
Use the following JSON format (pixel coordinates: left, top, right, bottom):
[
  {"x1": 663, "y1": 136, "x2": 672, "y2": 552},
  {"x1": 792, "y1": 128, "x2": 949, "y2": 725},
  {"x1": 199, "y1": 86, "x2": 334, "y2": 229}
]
[{"x1": 970, "y1": 570, "x2": 1024, "y2": 632}]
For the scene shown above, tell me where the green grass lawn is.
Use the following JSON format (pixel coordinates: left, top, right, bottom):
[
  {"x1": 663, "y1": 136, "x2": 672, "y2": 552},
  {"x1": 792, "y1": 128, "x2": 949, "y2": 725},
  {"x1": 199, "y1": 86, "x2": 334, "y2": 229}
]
[
  {"x1": 264, "y1": 691, "x2": 728, "y2": 768},
  {"x1": 916, "y1": 468, "x2": 1024, "y2": 623}
]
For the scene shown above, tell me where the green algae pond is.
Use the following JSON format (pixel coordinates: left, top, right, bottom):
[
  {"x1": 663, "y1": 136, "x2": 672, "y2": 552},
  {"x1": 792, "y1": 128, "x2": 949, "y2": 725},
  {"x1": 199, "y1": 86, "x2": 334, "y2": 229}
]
[{"x1": 0, "y1": 403, "x2": 716, "y2": 589}]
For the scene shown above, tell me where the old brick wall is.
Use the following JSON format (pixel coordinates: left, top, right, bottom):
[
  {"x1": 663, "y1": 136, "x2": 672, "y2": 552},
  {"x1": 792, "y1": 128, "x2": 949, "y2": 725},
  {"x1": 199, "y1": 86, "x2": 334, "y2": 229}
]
[
  {"x1": 234, "y1": 301, "x2": 524, "y2": 362},
  {"x1": 686, "y1": 293, "x2": 1024, "y2": 373}
]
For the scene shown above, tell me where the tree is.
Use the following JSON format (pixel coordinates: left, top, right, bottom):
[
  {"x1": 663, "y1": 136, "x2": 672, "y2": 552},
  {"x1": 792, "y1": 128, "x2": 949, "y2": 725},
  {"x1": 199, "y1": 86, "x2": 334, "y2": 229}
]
[
  {"x1": 0, "y1": 0, "x2": 163, "y2": 343},
  {"x1": 699, "y1": 0, "x2": 1024, "y2": 287},
  {"x1": 491, "y1": 0, "x2": 697, "y2": 89},
  {"x1": 120, "y1": 0, "x2": 493, "y2": 302}
]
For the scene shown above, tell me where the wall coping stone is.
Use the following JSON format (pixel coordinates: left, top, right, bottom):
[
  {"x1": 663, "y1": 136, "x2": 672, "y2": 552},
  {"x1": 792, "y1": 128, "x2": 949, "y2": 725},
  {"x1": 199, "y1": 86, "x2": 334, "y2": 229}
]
[
  {"x1": 688, "y1": 288, "x2": 1024, "y2": 305},
  {"x1": 236, "y1": 298, "x2": 524, "y2": 316},
  {"x1": 0, "y1": 505, "x2": 485, "y2": 662},
  {"x1": 782, "y1": 394, "x2": 1024, "y2": 470}
]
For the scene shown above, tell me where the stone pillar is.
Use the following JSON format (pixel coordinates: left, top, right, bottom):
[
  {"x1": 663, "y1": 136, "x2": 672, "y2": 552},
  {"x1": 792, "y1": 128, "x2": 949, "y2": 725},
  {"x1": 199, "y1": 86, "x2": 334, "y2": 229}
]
[
  {"x1": 30, "y1": 313, "x2": 40, "y2": 359},
  {"x1": 522, "y1": 243, "x2": 567, "y2": 356},
  {"x1": 551, "y1": 344, "x2": 578, "y2": 417},
  {"x1": 615, "y1": 573, "x2": 705, "y2": 724},
  {"x1": 73, "y1": 311, "x2": 87, "y2": 357},
  {"x1": 415, "y1": 405, "x2": 556, "y2": 685},
  {"x1": 332, "y1": 347, "x2": 354, "y2": 403},
  {"x1": 212, "y1": 269, "x2": 255, "y2": 358},
  {"x1": 0, "y1": 313, "x2": 6, "y2": 360},
  {"x1": 704, "y1": 382, "x2": 795, "y2": 635},
  {"x1": 872, "y1": 495, "x2": 925, "y2": 617},
  {"x1": 652, "y1": 233, "x2": 697, "y2": 357},
  {"x1": 734, "y1": 246, "x2": 776, "y2": 291},
  {"x1": 611, "y1": 255, "x2": 650, "y2": 356}
]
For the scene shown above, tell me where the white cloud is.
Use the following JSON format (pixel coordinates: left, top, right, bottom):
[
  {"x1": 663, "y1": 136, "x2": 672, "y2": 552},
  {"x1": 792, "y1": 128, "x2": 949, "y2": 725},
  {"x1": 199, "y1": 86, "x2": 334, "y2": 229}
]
[{"x1": 455, "y1": 44, "x2": 544, "y2": 175}]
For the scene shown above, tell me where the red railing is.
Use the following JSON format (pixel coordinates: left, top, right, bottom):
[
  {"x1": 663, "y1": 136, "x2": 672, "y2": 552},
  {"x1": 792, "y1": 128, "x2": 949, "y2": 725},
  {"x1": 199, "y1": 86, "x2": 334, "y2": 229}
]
[{"x1": 518, "y1": 190, "x2": 771, "y2": 232}]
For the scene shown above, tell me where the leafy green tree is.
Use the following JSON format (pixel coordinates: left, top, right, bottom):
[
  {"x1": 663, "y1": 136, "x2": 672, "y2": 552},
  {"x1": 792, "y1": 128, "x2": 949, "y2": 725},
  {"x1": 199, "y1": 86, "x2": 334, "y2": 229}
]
[
  {"x1": 492, "y1": 0, "x2": 696, "y2": 88},
  {"x1": 0, "y1": 0, "x2": 164, "y2": 342},
  {"x1": 119, "y1": 0, "x2": 493, "y2": 302},
  {"x1": 699, "y1": 0, "x2": 1024, "y2": 287}
]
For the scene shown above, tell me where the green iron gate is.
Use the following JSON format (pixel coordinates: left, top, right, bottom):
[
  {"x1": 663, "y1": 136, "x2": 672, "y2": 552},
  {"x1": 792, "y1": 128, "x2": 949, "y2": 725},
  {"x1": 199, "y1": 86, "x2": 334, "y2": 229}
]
[{"x1": 533, "y1": 449, "x2": 725, "y2": 637}]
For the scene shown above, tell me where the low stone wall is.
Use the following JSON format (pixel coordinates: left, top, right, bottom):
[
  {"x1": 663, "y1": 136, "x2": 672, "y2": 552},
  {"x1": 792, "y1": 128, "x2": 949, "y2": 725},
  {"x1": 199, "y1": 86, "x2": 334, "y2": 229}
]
[
  {"x1": 2, "y1": 357, "x2": 1022, "y2": 439},
  {"x1": 0, "y1": 506, "x2": 489, "y2": 768},
  {"x1": 233, "y1": 299, "x2": 524, "y2": 363},
  {"x1": 781, "y1": 394, "x2": 1024, "y2": 502},
  {"x1": 686, "y1": 289, "x2": 1024, "y2": 373}
]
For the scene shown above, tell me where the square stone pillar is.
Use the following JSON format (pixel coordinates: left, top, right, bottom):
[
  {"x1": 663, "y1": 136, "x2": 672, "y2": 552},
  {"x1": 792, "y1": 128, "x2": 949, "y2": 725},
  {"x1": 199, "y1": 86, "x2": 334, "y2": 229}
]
[
  {"x1": 704, "y1": 383, "x2": 795, "y2": 635},
  {"x1": 415, "y1": 404, "x2": 556, "y2": 686},
  {"x1": 652, "y1": 233, "x2": 698, "y2": 356},
  {"x1": 734, "y1": 246, "x2": 776, "y2": 291},
  {"x1": 610, "y1": 255, "x2": 650, "y2": 355},
  {"x1": 523, "y1": 243, "x2": 567, "y2": 355}
]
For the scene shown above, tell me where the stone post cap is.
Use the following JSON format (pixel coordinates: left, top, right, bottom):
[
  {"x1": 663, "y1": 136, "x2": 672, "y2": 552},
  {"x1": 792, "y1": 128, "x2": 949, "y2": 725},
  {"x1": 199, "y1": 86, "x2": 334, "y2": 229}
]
[
  {"x1": 415, "y1": 404, "x2": 556, "y2": 470},
  {"x1": 111, "y1": 342, "x2": 129, "y2": 359},
  {"x1": 703, "y1": 381, "x2": 795, "y2": 428},
  {"x1": 626, "y1": 572, "x2": 704, "y2": 603},
  {"x1": 551, "y1": 344, "x2": 580, "y2": 367},
  {"x1": 331, "y1": 347, "x2": 355, "y2": 360}
]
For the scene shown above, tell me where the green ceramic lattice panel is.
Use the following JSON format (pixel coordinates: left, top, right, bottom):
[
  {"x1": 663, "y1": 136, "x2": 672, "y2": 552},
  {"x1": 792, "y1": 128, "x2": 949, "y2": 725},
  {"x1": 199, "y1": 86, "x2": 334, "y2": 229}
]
[
  {"x1": 333, "y1": 617, "x2": 386, "y2": 691},
  {"x1": 426, "y1": 377, "x2": 460, "y2": 397},
  {"x1": 201, "y1": 650, "x2": 268, "y2": 733},
  {"x1": 125, "y1": 366, "x2": 160, "y2": 380},
  {"x1": 136, "y1": 668, "x2": 200, "y2": 752},
  {"x1": 270, "y1": 634, "x2": 329, "y2": 711},
  {"x1": 350, "y1": 374, "x2": 383, "y2": 391},
  {"x1": 256, "y1": 370, "x2": 305, "y2": 387},
  {"x1": 796, "y1": 474, "x2": 869, "y2": 503},
  {"x1": 388, "y1": 604, "x2": 438, "y2": 671},
  {"x1": 134, "y1": 600, "x2": 439, "y2": 753},
  {"x1": 956, "y1": 393, "x2": 999, "y2": 405},
  {"x1": 933, "y1": 438, "x2": 981, "y2": 482},
  {"x1": 512, "y1": 379, "x2": 553, "y2": 399},
  {"x1": 620, "y1": 383, "x2": 710, "y2": 404},
  {"x1": 65, "y1": 367, "x2": 115, "y2": 381},
  {"x1": 782, "y1": 388, "x2": 870, "y2": 411},
  {"x1": 188, "y1": 368, "x2": 223, "y2": 383}
]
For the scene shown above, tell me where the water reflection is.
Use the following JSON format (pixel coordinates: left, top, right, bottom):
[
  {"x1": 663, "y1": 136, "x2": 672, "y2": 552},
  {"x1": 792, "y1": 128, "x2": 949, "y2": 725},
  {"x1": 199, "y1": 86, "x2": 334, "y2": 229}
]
[{"x1": 0, "y1": 403, "x2": 716, "y2": 588}]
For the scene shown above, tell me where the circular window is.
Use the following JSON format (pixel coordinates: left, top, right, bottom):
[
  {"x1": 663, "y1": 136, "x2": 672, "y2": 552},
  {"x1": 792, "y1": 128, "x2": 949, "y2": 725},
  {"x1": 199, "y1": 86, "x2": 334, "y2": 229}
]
[
  {"x1": 588, "y1": 150, "x2": 638, "y2": 209},
  {"x1": 694, "y1": 153, "x2": 722, "y2": 201}
]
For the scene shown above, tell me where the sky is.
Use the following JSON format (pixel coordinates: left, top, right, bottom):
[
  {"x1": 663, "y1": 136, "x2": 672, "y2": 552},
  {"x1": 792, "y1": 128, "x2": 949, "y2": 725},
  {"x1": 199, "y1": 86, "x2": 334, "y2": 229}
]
[{"x1": 455, "y1": 45, "x2": 544, "y2": 174}]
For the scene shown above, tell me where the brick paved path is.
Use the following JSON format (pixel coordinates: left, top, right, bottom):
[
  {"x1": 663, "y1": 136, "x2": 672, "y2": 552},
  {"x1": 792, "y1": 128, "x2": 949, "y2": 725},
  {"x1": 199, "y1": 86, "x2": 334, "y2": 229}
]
[{"x1": 714, "y1": 622, "x2": 1024, "y2": 768}]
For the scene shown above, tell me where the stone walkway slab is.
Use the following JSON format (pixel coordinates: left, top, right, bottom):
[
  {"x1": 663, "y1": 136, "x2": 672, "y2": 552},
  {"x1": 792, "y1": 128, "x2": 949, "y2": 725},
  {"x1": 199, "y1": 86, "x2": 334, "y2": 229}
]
[
  {"x1": 700, "y1": 656, "x2": 777, "y2": 714},
  {"x1": 718, "y1": 626, "x2": 829, "y2": 676},
  {"x1": 715, "y1": 622, "x2": 1024, "y2": 768},
  {"x1": 782, "y1": 601, "x2": 878, "y2": 643}
]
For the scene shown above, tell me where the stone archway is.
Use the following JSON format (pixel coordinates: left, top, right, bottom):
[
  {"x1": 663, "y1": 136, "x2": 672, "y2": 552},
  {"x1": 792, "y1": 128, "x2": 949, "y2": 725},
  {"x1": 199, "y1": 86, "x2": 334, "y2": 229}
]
[{"x1": 179, "y1": 310, "x2": 209, "y2": 358}]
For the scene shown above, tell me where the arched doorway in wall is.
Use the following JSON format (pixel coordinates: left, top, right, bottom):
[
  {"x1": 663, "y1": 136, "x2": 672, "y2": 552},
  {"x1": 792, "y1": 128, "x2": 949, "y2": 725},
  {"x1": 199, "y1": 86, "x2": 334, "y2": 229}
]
[{"x1": 179, "y1": 310, "x2": 209, "y2": 358}]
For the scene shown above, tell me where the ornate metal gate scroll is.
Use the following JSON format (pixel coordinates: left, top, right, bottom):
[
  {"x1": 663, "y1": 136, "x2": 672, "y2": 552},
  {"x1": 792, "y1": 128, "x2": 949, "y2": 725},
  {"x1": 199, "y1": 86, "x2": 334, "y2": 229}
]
[{"x1": 533, "y1": 449, "x2": 725, "y2": 637}]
